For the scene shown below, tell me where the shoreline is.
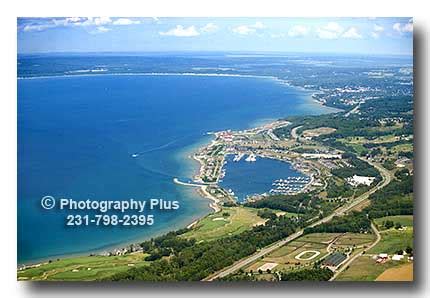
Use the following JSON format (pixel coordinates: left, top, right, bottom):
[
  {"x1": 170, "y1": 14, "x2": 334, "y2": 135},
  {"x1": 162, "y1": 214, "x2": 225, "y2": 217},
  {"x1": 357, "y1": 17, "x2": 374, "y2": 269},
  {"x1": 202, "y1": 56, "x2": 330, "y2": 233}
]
[
  {"x1": 18, "y1": 73, "x2": 337, "y2": 269},
  {"x1": 18, "y1": 72, "x2": 280, "y2": 81}
]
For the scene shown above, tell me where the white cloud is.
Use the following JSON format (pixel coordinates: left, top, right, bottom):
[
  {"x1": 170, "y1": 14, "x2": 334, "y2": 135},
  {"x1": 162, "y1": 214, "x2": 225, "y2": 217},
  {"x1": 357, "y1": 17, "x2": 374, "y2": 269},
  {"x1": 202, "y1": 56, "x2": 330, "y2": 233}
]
[
  {"x1": 324, "y1": 22, "x2": 343, "y2": 33},
  {"x1": 21, "y1": 17, "x2": 115, "y2": 32},
  {"x1": 404, "y1": 22, "x2": 413, "y2": 32},
  {"x1": 253, "y1": 21, "x2": 266, "y2": 29},
  {"x1": 159, "y1": 25, "x2": 200, "y2": 37},
  {"x1": 393, "y1": 20, "x2": 413, "y2": 34},
  {"x1": 65, "y1": 17, "x2": 83, "y2": 23},
  {"x1": 92, "y1": 17, "x2": 112, "y2": 26},
  {"x1": 200, "y1": 23, "x2": 218, "y2": 33},
  {"x1": 316, "y1": 22, "x2": 363, "y2": 40},
  {"x1": 288, "y1": 25, "x2": 309, "y2": 37},
  {"x1": 232, "y1": 25, "x2": 255, "y2": 35},
  {"x1": 23, "y1": 23, "x2": 55, "y2": 32},
  {"x1": 371, "y1": 24, "x2": 385, "y2": 39},
  {"x1": 316, "y1": 22, "x2": 344, "y2": 39},
  {"x1": 393, "y1": 23, "x2": 402, "y2": 32},
  {"x1": 341, "y1": 27, "x2": 362, "y2": 39},
  {"x1": 21, "y1": 17, "x2": 142, "y2": 33},
  {"x1": 232, "y1": 22, "x2": 266, "y2": 35},
  {"x1": 374, "y1": 24, "x2": 384, "y2": 33},
  {"x1": 92, "y1": 26, "x2": 111, "y2": 34},
  {"x1": 71, "y1": 17, "x2": 113, "y2": 27},
  {"x1": 112, "y1": 18, "x2": 140, "y2": 25},
  {"x1": 316, "y1": 29, "x2": 339, "y2": 39}
]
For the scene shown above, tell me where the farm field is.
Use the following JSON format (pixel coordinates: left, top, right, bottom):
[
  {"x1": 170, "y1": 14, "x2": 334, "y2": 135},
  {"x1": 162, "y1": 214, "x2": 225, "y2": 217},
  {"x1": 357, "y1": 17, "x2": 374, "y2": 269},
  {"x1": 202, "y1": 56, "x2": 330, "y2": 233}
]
[
  {"x1": 368, "y1": 227, "x2": 413, "y2": 254},
  {"x1": 333, "y1": 233, "x2": 375, "y2": 246},
  {"x1": 335, "y1": 255, "x2": 410, "y2": 281},
  {"x1": 374, "y1": 215, "x2": 413, "y2": 230},
  {"x1": 376, "y1": 263, "x2": 413, "y2": 281}
]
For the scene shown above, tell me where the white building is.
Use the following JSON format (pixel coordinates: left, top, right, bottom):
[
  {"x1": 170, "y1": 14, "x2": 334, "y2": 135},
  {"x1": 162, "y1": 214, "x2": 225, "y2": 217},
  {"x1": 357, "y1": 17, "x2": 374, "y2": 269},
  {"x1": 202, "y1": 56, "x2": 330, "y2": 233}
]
[
  {"x1": 392, "y1": 255, "x2": 405, "y2": 261},
  {"x1": 346, "y1": 175, "x2": 376, "y2": 187}
]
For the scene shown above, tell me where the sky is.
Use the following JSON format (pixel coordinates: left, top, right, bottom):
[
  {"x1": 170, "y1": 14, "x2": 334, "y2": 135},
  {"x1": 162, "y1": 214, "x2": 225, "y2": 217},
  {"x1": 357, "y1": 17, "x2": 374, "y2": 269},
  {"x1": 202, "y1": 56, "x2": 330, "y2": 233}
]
[{"x1": 17, "y1": 17, "x2": 413, "y2": 55}]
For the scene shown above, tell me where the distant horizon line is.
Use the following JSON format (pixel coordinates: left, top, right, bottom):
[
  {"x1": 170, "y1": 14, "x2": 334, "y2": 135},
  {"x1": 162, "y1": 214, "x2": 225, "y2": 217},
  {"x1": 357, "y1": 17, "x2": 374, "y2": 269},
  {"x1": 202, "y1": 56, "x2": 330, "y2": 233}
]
[{"x1": 17, "y1": 50, "x2": 413, "y2": 58}]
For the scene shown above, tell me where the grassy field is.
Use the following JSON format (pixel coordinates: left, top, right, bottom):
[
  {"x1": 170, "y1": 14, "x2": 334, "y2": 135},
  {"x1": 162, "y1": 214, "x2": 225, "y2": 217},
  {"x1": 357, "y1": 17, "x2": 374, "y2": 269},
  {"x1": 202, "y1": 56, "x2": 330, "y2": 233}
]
[
  {"x1": 349, "y1": 143, "x2": 368, "y2": 155},
  {"x1": 18, "y1": 253, "x2": 150, "y2": 281},
  {"x1": 181, "y1": 206, "x2": 264, "y2": 242},
  {"x1": 299, "y1": 233, "x2": 342, "y2": 244},
  {"x1": 374, "y1": 215, "x2": 413, "y2": 230},
  {"x1": 338, "y1": 134, "x2": 409, "y2": 155},
  {"x1": 335, "y1": 255, "x2": 409, "y2": 281},
  {"x1": 367, "y1": 123, "x2": 403, "y2": 133},
  {"x1": 334, "y1": 233, "x2": 375, "y2": 246},
  {"x1": 302, "y1": 127, "x2": 336, "y2": 138},
  {"x1": 368, "y1": 227, "x2": 413, "y2": 254},
  {"x1": 340, "y1": 134, "x2": 400, "y2": 145},
  {"x1": 392, "y1": 143, "x2": 413, "y2": 153}
]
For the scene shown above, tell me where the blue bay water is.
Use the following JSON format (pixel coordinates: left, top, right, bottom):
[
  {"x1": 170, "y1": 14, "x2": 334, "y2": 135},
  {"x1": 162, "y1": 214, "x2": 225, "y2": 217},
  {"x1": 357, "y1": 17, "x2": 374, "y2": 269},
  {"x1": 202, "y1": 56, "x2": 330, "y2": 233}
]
[
  {"x1": 18, "y1": 74, "x2": 334, "y2": 264},
  {"x1": 220, "y1": 155, "x2": 306, "y2": 202}
]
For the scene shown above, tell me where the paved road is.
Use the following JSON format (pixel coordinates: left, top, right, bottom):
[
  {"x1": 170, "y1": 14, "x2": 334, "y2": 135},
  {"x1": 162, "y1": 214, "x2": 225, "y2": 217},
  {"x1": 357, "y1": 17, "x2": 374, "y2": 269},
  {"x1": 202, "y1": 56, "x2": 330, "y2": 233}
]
[
  {"x1": 330, "y1": 222, "x2": 382, "y2": 280},
  {"x1": 290, "y1": 125, "x2": 303, "y2": 140},
  {"x1": 345, "y1": 104, "x2": 361, "y2": 117},
  {"x1": 205, "y1": 158, "x2": 391, "y2": 281}
]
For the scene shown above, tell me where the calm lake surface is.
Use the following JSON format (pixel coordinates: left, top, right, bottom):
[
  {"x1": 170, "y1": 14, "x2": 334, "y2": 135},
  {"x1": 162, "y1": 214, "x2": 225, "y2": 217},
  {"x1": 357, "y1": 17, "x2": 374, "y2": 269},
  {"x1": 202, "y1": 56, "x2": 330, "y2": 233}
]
[{"x1": 18, "y1": 73, "x2": 334, "y2": 264}]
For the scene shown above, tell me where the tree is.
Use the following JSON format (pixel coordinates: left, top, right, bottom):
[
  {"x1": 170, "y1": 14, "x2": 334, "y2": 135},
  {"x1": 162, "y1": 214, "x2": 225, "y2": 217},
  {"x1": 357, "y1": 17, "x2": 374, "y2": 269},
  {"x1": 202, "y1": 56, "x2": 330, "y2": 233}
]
[{"x1": 384, "y1": 220, "x2": 394, "y2": 229}]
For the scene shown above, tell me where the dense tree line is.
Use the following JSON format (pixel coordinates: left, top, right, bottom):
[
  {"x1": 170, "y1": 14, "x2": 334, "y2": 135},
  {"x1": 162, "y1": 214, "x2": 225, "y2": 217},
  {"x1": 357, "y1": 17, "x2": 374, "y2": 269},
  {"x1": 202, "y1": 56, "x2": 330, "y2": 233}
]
[
  {"x1": 304, "y1": 211, "x2": 371, "y2": 234},
  {"x1": 370, "y1": 172, "x2": 412, "y2": 201},
  {"x1": 360, "y1": 96, "x2": 413, "y2": 120},
  {"x1": 105, "y1": 216, "x2": 298, "y2": 281},
  {"x1": 331, "y1": 153, "x2": 380, "y2": 179},
  {"x1": 280, "y1": 267, "x2": 334, "y2": 281},
  {"x1": 256, "y1": 208, "x2": 278, "y2": 220},
  {"x1": 365, "y1": 172, "x2": 413, "y2": 218},
  {"x1": 326, "y1": 179, "x2": 354, "y2": 198},
  {"x1": 140, "y1": 229, "x2": 196, "y2": 261},
  {"x1": 245, "y1": 193, "x2": 316, "y2": 215},
  {"x1": 398, "y1": 151, "x2": 413, "y2": 159}
]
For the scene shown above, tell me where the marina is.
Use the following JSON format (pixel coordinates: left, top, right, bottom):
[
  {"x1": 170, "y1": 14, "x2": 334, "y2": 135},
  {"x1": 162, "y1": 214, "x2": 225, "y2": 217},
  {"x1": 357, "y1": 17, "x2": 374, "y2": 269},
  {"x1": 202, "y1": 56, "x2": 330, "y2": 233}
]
[
  {"x1": 220, "y1": 154, "x2": 309, "y2": 202},
  {"x1": 269, "y1": 176, "x2": 311, "y2": 195}
]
